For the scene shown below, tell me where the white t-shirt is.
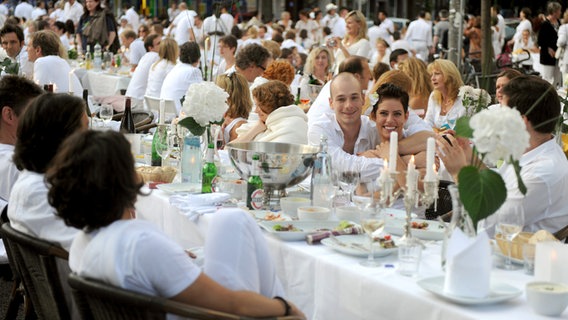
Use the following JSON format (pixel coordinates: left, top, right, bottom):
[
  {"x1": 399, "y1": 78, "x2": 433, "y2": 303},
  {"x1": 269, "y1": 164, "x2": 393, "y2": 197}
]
[
  {"x1": 70, "y1": 219, "x2": 200, "y2": 298},
  {"x1": 31, "y1": 7, "x2": 46, "y2": 21},
  {"x1": 0, "y1": 143, "x2": 18, "y2": 205},
  {"x1": 63, "y1": 1, "x2": 83, "y2": 26},
  {"x1": 126, "y1": 51, "x2": 159, "y2": 101},
  {"x1": 160, "y1": 63, "x2": 203, "y2": 113},
  {"x1": 145, "y1": 60, "x2": 176, "y2": 97},
  {"x1": 14, "y1": 2, "x2": 33, "y2": 21},
  {"x1": 125, "y1": 7, "x2": 140, "y2": 31},
  {"x1": 173, "y1": 10, "x2": 196, "y2": 45},
  {"x1": 128, "y1": 38, "x2": 146, "y2": 66},
  {"x1": 60, "y1": 34, "x2": 70, "y2": 51},
  {"x1": 8, "y1": 170, "x2": 78, "y2": 251},
  {"x1": 33, "y1": 55, "x2": 83, "y2": 97}
]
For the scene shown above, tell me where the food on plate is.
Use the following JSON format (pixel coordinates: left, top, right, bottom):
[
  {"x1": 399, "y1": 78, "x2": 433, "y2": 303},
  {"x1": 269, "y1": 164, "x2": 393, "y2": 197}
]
[
  {"x1": 411, "y1": 221, "x2": 429, "y2": 229},
  {"x1": 376, "y1": 234, "x2": 396, "y2": 248},
  {"x1": 336, "y1": 220, "x2": 355, "y2": 230},
  {"x1": 263, "y1": 212, "x2": 285, "y2": 221},
  {"x1": 273, "y1": 224, "x2": 301, "y2": 232}
]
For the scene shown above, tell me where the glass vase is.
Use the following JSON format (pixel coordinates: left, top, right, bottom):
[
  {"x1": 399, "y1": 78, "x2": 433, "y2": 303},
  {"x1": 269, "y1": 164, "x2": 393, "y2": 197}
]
[{"x1": 181, "y1": 129, "x2": 202, "y2": 184}]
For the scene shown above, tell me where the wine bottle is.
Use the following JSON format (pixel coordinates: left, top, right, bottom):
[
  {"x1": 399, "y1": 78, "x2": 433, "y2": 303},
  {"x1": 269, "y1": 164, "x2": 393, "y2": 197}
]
[
  {"x1": 120, "y1": 97, "x2": 135, "y2": 133},
  {"x1": 201, "y1": 143, "x2": 217, "y2": 193},
  {"x1": 246, "y1": 154, "x2": 264, "y2": 210},
  {"x1": 151, "y1": 100, "x2": 166, "y2": 166},
  {"x1": 311, "y1": 135, "x2": 333, "y2": 207},
  {"x1": 294, "y1": 87, "x2": 301, "y2": 105}
]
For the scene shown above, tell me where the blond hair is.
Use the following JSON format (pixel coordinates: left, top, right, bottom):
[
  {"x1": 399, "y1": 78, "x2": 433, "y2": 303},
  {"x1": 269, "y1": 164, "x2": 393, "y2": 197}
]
[
  {"x1": 398, "y1": 57, "x2": 433, "y2": 99},
  {"x1": 427, "y1": 59, "x2": 463, "y2": 105},
  {"x1": 345, "y1": 10, "x2": 368, "y2": 41},
  {"x1": 216, "y1": 72, "x2": 252, "y2": 119},
  {"x1": 152, "y1": 38, "x2": 178, "y2": 70},
  {"x1": 303, "y1": 46, "x2": 333, "y2": 75}
]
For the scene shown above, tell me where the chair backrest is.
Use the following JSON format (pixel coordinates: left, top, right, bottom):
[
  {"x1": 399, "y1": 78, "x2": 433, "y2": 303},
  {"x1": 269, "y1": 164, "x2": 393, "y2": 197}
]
[
  {"x1": 424, "y1": 180, "x2": 454, "y2": 221},
  {"x1": 0, "y1": 223, "x2": 70, "y2": 319},
  {"x1": 68, "y1": 273, "x2": 302, "y2": 320},
  {"x1": 144, "y1": 96, "x2": 178, "y2": 123}
]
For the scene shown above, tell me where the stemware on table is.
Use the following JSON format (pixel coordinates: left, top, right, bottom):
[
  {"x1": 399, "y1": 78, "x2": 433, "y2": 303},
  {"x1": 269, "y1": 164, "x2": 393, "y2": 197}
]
[{"x1": 497, "y1": 198, "x2": 525, "y2": 270}]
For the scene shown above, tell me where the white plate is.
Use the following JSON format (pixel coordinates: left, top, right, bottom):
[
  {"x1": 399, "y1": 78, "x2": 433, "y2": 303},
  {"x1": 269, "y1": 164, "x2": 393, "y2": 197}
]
[
  {"x1": 417, "y1": 276, "x2": 522, "y2": 305},
  {"x1": 383, "y1": 208, "x2": 417, "y2": 219},
  {"x1": 156, "y1": 183, "x2": 201, "y2": 194},
  {"x1": 385, "y1": 218, "x2": 445, "y2": 241},
  {"x1": 254, "y1": 211, "x2": 292, "y2": 222},
  {"x1": 259, "y1": 221, "x2": 343, "y2": 241},
  {"x1": 321, "y1": 234, "x2": 398, "y2": 257}
]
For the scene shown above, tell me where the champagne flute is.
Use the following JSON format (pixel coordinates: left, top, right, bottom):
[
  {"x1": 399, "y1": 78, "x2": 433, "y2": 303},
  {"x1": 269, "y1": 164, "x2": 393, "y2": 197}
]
[
  {"x1": 154, "y1": 125, "x2": 171, "y2": 165},
  {"x1": 99, "y1": 104, "x2": 113, "y2": 128},
  {"x1": 337, "y1": 169, "x2": 360, "y2": 204},
  {"x1": 497, "y1": 199, "x2": 525, "y2": 270},
  {"x1": 359, "y1": 182, "x2": 385, "y2": 267}
]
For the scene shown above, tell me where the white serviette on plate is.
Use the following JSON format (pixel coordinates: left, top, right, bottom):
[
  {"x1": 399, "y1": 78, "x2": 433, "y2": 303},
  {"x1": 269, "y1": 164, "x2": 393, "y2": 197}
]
[
  {"x1": 443, "y1": 228, "x2": 491, "y2": 298},
  {"x1": 169, "y1": 193, "x2": 230, "y2": 222}
]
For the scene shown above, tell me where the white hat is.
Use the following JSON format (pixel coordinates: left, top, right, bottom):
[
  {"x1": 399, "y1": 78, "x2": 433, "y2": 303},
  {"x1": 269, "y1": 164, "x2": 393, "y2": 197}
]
[
  {"x1": 325, "y1": 3, "x2": 337, "y2": 12},
  {"x1": 120, "y1": 15, "x2": 129, "y2": 22}
]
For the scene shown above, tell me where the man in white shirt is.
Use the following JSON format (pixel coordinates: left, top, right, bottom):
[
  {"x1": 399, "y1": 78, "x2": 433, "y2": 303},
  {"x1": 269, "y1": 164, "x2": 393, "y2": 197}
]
[
  {"x1": 161, "y1": 41, "x2": 203, "y2": 113},
  {"x1": 439, "y1": 76, "x2": 568, "y2": 236},
  {"x1": 404, "y1": 11, "x2": 433, "y2": 62},
  {"x1": 219, "y1": 5, "x2": 234, "y2": 36},
  {"x1": 190, "y1": 14, "x2": 204, "y2": 44},
  {"x1": 124, "y1": 4, "x2": 140, "y2": 32},
  {"x1": 0, "y1": 76, "x2": 43, "y2": 208},
  {"x1": 125, "y1": 34, "x2": 160, "y2": 107},
  {"x1": 491, "y1": 5, "x2": 506, "y2": 53},
  {"x1": 171, "y1": 3, "x2": 197, "y2": 46},
  {"x1": 63, "y1": 0, "x2": 83, "y2": 26},
  {"x1": 1, "y1": 24, "x2": 33, "y2": 79},
  {"x1": 120, "y1": 29, "x2": 146, "y2": 71},
  {"x1": 321, "y1": 3, "x2": 339, "y2": 33},
  {"x1": 368, "y1": 12, "x2": 393, "y2": 52},
  {"x1": 14, "y1": 0, "x2": 33, "y2": 22},
  {"x1": 27, "y1": 30, "x2": 82, "y2": 96},
  {"x1": 295, "y1": 9, "x2": 317, "y2": 41},
  {"x1": 30, "y1": 1, "x2": 46, "y2": 21},
  {"x1": 331, "y1": 7, "x2": 347, "y2": 38},
  {"x1": 0, "y1": 0, "x2": 9, "y2": 16}
]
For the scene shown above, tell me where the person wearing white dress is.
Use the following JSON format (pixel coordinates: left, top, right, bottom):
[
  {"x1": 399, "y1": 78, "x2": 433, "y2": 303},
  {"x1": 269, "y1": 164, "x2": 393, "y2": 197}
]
[
  {"x1": 125, "y1": 34, "x2": 160, "y2": 107},
  {"x1": 557, "y1": 11, "x2": 568, "y2": 83},
  {"x1": 160, "y1": 42, "x2": 203, "y2": 113},
  {"x1": 329, "y1": 10, "x2": 371, "y2": 72},
  {"x1": 27, "y1": 30, "x2": 82, "y2": 96},
  {"x1": 295, "y1": 9, "x2": 318, "y2": 41},
  {"x1": 405, "y1": 11, "x2": 433, "y2": 62},
  {"x1": 145, "y1": 38, "x2": 178, "y2": 98},
  {"x1": 508, "y1": 7, "x2": 532, "y2": 47},
  {"x1": 46, "y1": 130, "x2": 305, "y2": 319}
]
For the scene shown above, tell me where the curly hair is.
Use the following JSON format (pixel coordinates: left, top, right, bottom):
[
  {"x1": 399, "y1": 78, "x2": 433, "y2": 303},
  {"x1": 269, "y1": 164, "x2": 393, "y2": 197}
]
[
  {"x1": 398, "y1": 57, "x2": 433, "y2": 99},
  {"x1": 252, "y1": 80, "x2": 294, "y2": 114},
  {"x1": 261, "y1": 40, "x2": 281, "y2": 60},
  {"x1": 235, "y1": 43, "x2": 270, "y2": 70},
  {"x1": 13, "y1": 93, "x2": 86, "y2": 173},
  {"x1": 263, "y1": 60, "x2": 295, "y2": 85},
  {"x1": 303, "y1": 46, "x2": 333, "y2": 76},
  {"x1": 47, "y1": 130, "x2": 145, "y2": 232},
  {"x1": 216, "y1": 72, "x2": 252, "y2": 119},
  {"x1": 427, "y1": 59, "x2": 463, "y2": 105}
]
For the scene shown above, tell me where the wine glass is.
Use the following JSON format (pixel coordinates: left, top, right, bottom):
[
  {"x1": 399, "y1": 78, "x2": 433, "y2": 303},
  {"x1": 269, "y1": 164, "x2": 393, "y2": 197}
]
[
  {"x1": 337, "y1": 169, "x2": 360, "y2": 204},
  {"x1": 497, "y1": 199, "x2": 525, "y2": 270},
  {"x1": 154, "y1": 125, "x2": 171, "y2": 165},
  {"x1": 99, "y1": 104, "x2": 113, "y2": 128},
  {"x1": 359, "y1": 184, "x2": 385, "y2": 267}
]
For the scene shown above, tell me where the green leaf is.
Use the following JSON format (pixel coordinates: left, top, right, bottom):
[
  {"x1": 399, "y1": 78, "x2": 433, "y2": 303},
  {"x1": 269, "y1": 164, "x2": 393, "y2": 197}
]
[
  {"x1": 178, "y1": 117, "x2": 206, "y2": 136},
  {"x1": 454, "y1": 116, "x2": 473, "y2": 138},
  {"x1": 511, "y1": 159, "x2": 527, "y2": 195},
  {"x1": 458, "y1": 166, "x2": 507, "y2": 228}
]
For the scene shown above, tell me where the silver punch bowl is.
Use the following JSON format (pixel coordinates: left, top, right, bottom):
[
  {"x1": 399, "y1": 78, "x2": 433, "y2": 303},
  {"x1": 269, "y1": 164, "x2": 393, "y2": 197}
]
[{"x1": 225, "y1": 141, "x2": 319, "y2": 209}]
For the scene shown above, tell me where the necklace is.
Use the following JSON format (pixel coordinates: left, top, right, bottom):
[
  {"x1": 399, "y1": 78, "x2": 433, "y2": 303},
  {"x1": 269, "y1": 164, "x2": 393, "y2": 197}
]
[{"x1": 441, "y1": 98, "x2": 454, "y2": 114}]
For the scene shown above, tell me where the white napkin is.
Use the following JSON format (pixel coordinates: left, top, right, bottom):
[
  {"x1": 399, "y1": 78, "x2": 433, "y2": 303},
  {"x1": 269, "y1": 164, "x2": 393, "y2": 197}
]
[
  {"x1": 169, "y1": 193, "x2": 230, "y2": 222},
  {"x1": 443, "y1": 228, "x2": 492, "y2": 298}
]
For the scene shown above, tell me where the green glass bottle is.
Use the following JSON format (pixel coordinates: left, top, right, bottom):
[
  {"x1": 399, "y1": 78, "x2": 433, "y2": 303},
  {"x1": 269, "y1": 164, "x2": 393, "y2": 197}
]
[
  {"x1": 246, "y1": 154, "x2": 264, "y2": 210},
  {"x1": 201, "y1": 143, "x2": 217, "y2": 193},
  {"x1": 294, "y1": 87, "x2": 301, "y2": 105}
]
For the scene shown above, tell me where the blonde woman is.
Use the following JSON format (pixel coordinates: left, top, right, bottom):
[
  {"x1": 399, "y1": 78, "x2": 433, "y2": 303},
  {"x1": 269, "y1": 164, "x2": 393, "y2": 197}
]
[
  {"x1": 145, "y1": 38, "x2": 178, "y2": 97},
  {"x1": 397, "y1": 57, "x2": 433, "y2": 116},
  {"x1": 329, "y1": 10, "x2": 371, "y2": 71},
  {"x1": 424, "y1": 59, "x2": 464, "y2": 131},
  {"x1": 370, "y1": 38, "x2": 390, "y2": 67},
  {"x1": 216, "y1": 72, "x2": 253, "y2": 145},
  {"x1": 299, "y1": 46, "x2": 333, "y2": 101}
]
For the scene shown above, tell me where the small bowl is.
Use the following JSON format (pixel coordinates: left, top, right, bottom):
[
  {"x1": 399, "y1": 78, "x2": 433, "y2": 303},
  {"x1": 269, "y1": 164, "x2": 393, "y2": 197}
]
[
  {"x1": 526, "y1": 281, "x2": 568, "y2": 316},
  {"x1": 297, "y1": 206, "x2": 331, "y2": 221},
  {"x1": 280, "y1": 197, "x2": 310, "y2": 218},
  {"x1": 335, "y1": 205, "x2": 360, "y2": 222}
]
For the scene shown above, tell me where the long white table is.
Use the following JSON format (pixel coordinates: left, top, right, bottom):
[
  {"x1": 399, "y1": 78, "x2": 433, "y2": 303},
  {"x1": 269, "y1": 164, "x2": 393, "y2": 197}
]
[
  {"x1": 135, "y1": 189, "x2": 561, "y2": 320},
  {"x1": 75, "y1": 68, "x2": 131, "y2": 97}
]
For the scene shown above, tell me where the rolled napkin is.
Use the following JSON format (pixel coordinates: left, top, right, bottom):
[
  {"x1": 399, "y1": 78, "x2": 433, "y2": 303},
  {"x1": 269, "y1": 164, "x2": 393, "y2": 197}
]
[
  {"x1": 169, "y1": 193, "x2": 231, "y2": 221},
  {"x1": 306, "y1": 226, "x2": 362, "y2": 245},
  {"x1": 444, "y1": 228, "x2": 491, "y2": 298}
]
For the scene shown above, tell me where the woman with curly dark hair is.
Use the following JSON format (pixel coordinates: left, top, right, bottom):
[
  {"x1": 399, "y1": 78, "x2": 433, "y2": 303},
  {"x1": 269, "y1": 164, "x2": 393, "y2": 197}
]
[
  {"x1": 46, "y1": 130, "x2": 305, "y2": 319},
  {"x1": 8, "y1": 93, "x2": 88, "y2": 250},
  {"x1": 234, "y1": 80, "x2": 308, "y2": 144}
]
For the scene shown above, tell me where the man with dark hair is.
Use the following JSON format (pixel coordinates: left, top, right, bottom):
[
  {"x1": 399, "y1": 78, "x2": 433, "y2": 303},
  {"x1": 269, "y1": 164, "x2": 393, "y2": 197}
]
[
  {"x1": 125, "y1": 34, "x2": 160, "y2": 106},
  {"x1": 52, "y1": 20, "x2": 70, "y2": 50},
  {"x1": 491, "y1": 5, "x2": 505, "y2": 53},
  {"x1": 368, "y1": 10, "x2": 393, "y2": 50},
  {"x1": 0, "y1": 23, "x2": 33, "y2": 78},
  {"x1": 389, "y1": 48, "x2": 409, "y2": 70},
  {"x1": 234, "y1": 43, "x2": 271, "y2": 83},
  {"x1": 538, "y1": 1, "x2": 562, "y2": 87},
  {"x1": 404, "y1": 11, "x2": 432, "y2": 62},
  {"x1": 28, "y1": 30, "x2": 83, "y2": 95},
  {"x1": 0, "y1": 75, "x2": 43, "y2": 208},
  {"x1": 433, "y1": 9, "x2": 450, "y2": 54},
  {"x1": 439, "y1": 75, "x2": 568, "y2": 235},
  {"x1": 161, "y1": 41, "x2": 203, "y2": 112}
]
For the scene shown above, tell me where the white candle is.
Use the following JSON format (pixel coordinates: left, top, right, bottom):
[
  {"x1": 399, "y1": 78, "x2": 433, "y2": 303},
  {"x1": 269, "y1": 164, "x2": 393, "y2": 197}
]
[
  {"x1": 379, "y1": 159, "x2": 388, "y2": 183},
  {"x1": 535, "y1": 242, "x2": 568, "y2": 285},
  {"x1": 389, "y1": 132, "x2": 398, "y2": 172},
  {"x1": 159, "y1": 99, "x2": 165, "y2": 125},
  {"x1": 68, "y1": 70, "x2": 74, "y2": 93},
  {"x1": 406, "y1": 155, "x2": 417, "y2": 193},
  {"x1": 425, "y1": 137, "x2": 436, "y2": 181}
]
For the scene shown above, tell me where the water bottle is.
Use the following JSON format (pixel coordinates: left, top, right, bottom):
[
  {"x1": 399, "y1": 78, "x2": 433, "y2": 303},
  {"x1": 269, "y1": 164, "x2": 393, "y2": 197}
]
[
  {"x1": 85, "y1": 45, "x2": 92, "y2": 70},
  {"x1": 311, "y1": 135, "x2": 334, "y2": 208},
  {"x1": 93, "y1": 42, "x2": 102, "y2": 70}
]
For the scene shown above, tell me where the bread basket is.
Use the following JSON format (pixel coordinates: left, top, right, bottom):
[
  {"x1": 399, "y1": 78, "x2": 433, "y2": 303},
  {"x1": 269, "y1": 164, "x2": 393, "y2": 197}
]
[
  {"x1": 136, "y1": 166, "x2": 177, "y2": 183},
  {"x1": 495, "y1": 232, "x2": 532, "y2": 260}
]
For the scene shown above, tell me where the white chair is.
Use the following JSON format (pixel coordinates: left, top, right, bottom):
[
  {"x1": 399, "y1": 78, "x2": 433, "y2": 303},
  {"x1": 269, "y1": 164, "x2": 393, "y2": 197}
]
[{"x1": 144, "y1": 96, "x2": 178, "y2": 123}]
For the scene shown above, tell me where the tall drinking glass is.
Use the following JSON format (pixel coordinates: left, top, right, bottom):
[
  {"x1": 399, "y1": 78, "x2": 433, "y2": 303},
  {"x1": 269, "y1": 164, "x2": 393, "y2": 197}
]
[
  {"x1": 356, "y1": 180, "x2": 384, "y2": 267},
  {"x1": 497, "y1": 199, "x2": 525, "y2": 270}
]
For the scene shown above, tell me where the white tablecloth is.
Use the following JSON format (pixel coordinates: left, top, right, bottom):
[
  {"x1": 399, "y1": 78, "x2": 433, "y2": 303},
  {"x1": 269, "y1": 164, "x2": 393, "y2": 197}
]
[
  {"x1": 76, "y1": 69, "x2": 131, "y2": 97},
  {"x1": 135, "y1": 189, "x2": 563, "y2": 320}
]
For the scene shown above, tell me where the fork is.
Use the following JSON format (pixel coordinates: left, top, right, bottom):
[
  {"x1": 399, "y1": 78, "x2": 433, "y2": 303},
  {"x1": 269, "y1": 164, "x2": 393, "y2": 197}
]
[{"x1": 328, "y1": 233, "x2": 368, "y2": 252}]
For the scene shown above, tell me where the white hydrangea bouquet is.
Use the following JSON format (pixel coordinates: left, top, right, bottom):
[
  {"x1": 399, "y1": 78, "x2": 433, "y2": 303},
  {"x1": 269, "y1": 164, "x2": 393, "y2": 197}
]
[
  {"x1": 0, "y1": 47, "x2": 18, "y2": 75},
  {"x1": 178, "y1": 82, "x2": 229, "y2": 139},
  {"x1": 458, "y1": 85, "x2": 492, "y2": 116},
  {"x1": 455, "y1": 106, "x2": 529, "y2": 229}
]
